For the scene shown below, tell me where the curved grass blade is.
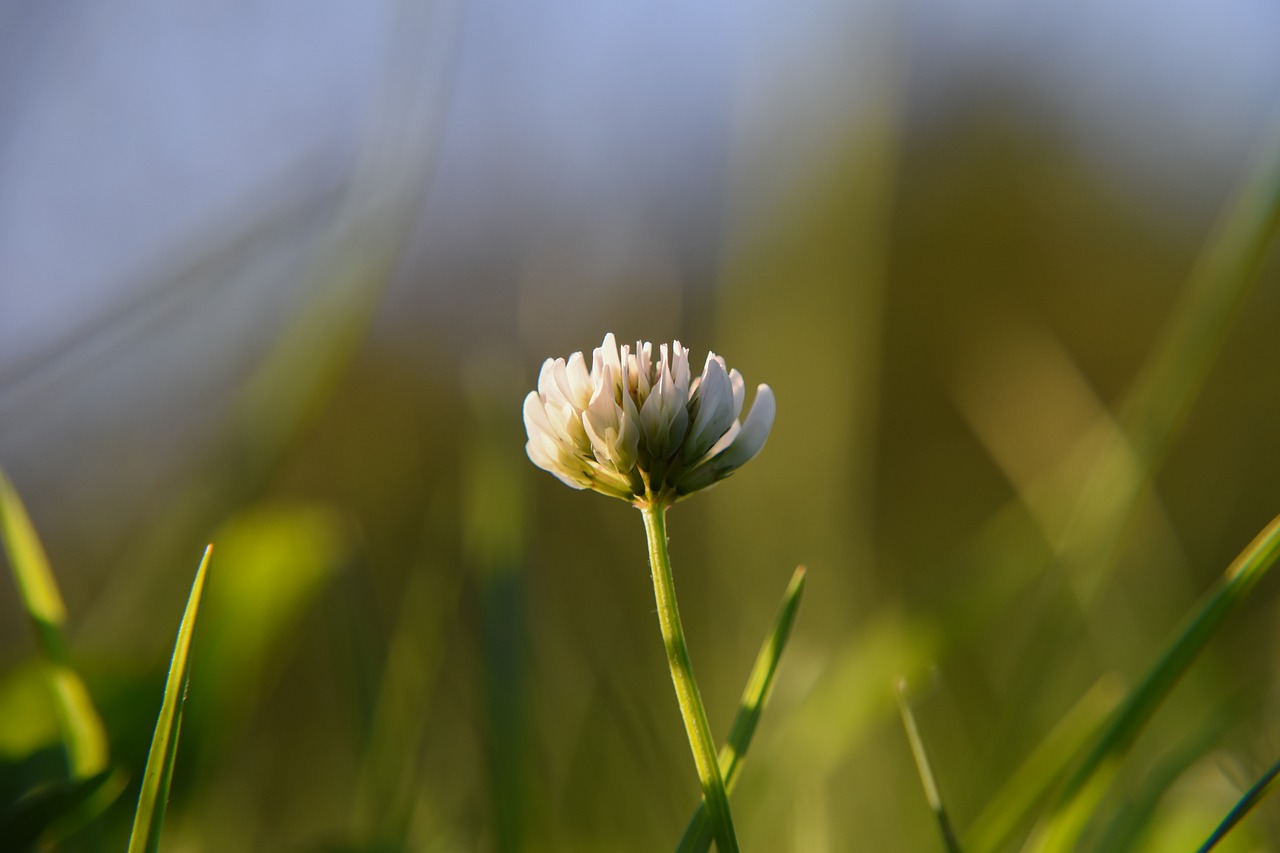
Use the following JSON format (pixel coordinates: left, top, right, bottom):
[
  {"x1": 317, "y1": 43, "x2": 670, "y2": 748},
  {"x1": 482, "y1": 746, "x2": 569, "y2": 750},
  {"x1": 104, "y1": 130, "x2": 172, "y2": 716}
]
[
  {"x1": 127, "y1": 545, "x2": 212, "y2": 853},
  {"x1": 676, "y1": 566, "x2": 806, "y2": 853},
  {"x1": 1196, "y1": 754, "x2": 1280, "y2": 853},
  {"x1": 1115, "y1": 118, "x2": 1280, "y2": 478},
  {"x1": 897, "y1": 681, "x2": 963, "y2": 853},
  {"x1": 1024, "y1": 512, "x2": 1280, "y2": 852},
  {"x1": 1064, "y1": 118, "x2": 1280, "y2": 602},
  {"x1": 0, "y1": 467, "x2": 109, "y2": 780},
  {"x1": 964, "y1": 676, "x2": 1123, "y2": 853},
  {"x1": 1090, "y1": 713, "x2": 1231, "y2": 852}
]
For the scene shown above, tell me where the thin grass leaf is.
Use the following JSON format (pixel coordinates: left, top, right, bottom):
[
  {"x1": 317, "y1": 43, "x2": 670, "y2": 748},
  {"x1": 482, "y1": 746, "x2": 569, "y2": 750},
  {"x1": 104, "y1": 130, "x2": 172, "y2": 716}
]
[
  {"x1": 127, "y1": 545, "x2": 212, "y2": 853},
  {"x1": 677, "y1": 566, "x2": 806, "y2": 853},
  {"x1": 1023, "y1": 512, "x2": 1280, "y2": 853},
  {"x1": 1091, "y1": 714, "x2": 1232, "y2": 852},
  {"x1": 964, "y1": 676, "x2": 1123, "y2": 853},
  {"x1": 1063, "y1": 119, "x2": 1280, "y2": 602},
  {"x1": 984, "y1": 126, "x2": 1280, "y2": 778},
  {"x1": 1196, "y1": 754, "x2": 1280, "y2": 853},
  {"x1": 0, "y1": 467, "x2": 109, "y2": 780},
  {"x1": 897, "y1": 680, "x2": 963, "y2": 853},
  {"x1": 1115, "y1": 119, "x2": 1280, "y2": 475},
  {"x1": 351, "y1": 567, "x2": 459, "y2": 844}
]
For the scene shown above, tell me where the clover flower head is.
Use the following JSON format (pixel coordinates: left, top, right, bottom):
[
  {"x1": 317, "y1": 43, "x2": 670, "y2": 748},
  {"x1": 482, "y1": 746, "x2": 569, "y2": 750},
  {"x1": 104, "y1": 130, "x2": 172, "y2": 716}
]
[{"x1": 523, "y1": 333, "x2": 776, "y2": 506}]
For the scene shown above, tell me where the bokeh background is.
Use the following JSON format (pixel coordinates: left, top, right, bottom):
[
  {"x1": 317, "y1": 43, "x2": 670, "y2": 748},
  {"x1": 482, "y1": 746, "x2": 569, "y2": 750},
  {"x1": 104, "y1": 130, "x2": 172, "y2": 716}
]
[{"x1": 4, "y1": 1, "x2": 1280, "y2": 849}]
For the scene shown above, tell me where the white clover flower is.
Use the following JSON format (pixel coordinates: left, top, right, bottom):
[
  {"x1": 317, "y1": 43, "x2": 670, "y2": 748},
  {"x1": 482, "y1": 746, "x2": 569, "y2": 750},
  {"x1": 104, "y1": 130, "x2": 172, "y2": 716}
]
[{"x1": 523, "y1": 333, "x2": 776, "y2": 506}]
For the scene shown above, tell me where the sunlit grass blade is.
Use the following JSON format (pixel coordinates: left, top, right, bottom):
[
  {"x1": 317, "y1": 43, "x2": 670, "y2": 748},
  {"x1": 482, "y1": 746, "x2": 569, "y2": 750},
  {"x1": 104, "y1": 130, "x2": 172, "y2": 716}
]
[
  {"x1": 1090, "y1": 715, "x2": 1231, "y2": 852},
  {"x1": 1061, "y1": 120, "x2": 1280, "y2": 602},
  {"x1": 676, "y1": 566, "x2": 806, "y2": 853},
  {"x1": 1023, "y1": 512, "x2": 1280, "y2": 853},
  {"x1": 127, "y1": 545, "x2": 212, "y2": 853},
  {"x1": 0, "y1": 467, "x2": 109, "y2": 780},
  {"x1": 896, "y1": 680, "x2": 962, "y2": 853},
  {"x1": 964, "y1": 676, "x2": 1123, "y2": 853},
  {"x1": 1195, "y1": 754, "x2": 1280, "y2": 853},
  {"x1": 1115, "y1": 119, "x2": 1280, "y2": 474}
]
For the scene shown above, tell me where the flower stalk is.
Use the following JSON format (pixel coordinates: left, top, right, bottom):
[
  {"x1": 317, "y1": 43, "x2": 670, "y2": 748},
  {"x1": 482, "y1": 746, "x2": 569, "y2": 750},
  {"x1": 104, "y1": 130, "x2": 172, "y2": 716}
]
[{"x1": 641, "y1": 502, "x2": 739, "y2": 853}]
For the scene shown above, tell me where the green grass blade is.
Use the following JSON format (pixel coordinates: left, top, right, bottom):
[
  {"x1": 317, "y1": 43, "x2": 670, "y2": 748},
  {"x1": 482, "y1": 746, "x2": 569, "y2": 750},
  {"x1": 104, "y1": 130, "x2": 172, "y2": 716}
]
[
  {"x1": 1116, "y1": 120, "x2": 1280, "y2": 474},
  {"x1": 127, "y1": 545, "x2": 212, "y2": 853},
  {"x1": 0, "y1": 467, "x2": 109, "y2": 780},
  {"x1": 1196, "y1": 754, "x2": 1280, "y2": 853},
  {"x1": 897, "y1": 681, "x2": 963, "y2": 853},
  {"x1": 676, "y1": 566, "x2": 807, "y2": 853},
  {"x1": 1024, "y1": 512, "x2": 1280, "y2": 853},
  {"x1": 1062, "y1": 122, "x2": 1280, "y2": 601},
  {"x1": 964, "y1": 676, "x2": 1123, "y2": 853},
  {"x1": 1090, "y1": 714, "x2": 1231, "y2": 852}
]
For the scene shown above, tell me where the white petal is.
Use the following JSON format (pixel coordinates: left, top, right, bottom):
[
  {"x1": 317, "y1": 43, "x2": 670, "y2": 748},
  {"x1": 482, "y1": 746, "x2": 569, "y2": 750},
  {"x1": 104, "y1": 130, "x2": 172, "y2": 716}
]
[
  {"x1": 728, "y1": 368, "x2": 745, "y2": 421},
  {"x1": 619, "y1": 353, "x2": 641, "y2": 426},
  {"x1": 582, "y1": 365, "x2": 637, "y2": 472},
  {"x1": 523, "y1": 390, "x2": 557, "y2": 441},
  {"x1": 526, "y1": 425, "x2": 593, "y2": 488},
  {"x1": 682, "y1": 357, "x2": 735, "y2": 462},
  {"x1": 716, "y1": 384, "x2": 775, "y2": 470},
  {"x1": 590, "y1": 347, "x2": 605, "y2": 388},
  {"x1": 524, "y1": 434, "x2": 559, "y2": 472},
  {"x1": 548, "y1": 401, "x2": 590, "y2": 451},
  {"x1": 536, "y1": 359, "x2": 568, "y2": 407},
  {"x1": 631, "y1": 341, "x2": 652, "y2": 402},
  {"x1": 581, "y1": 461, "x2": 636, "y2": 500},
  {"x1": 616, "y1": 402, "x2": 640, "y2": 471},
  {"x1": 702, "y1": 420, "x2": 740, "y2": 459},
  {"x1": 619, "y1": 343, "x2": 634, "y2": 399},
  {"x1": 670, "y1": 341, "x2": 691, "y2": 396},
  {"x1": 674, "y1": 385, "x2": 774, "y2": 495},
  {"x1": 597, "y1": 333, "x2": 622, "y2": 384},
  {"x1": 565, "y1": 351, "x2": 593, "y2": 407},
  {"x1": 639, "y1": 363, "x2": 688, "y2": 463},
  {"x1": 583, "y1": 374, "x2": 619, "y2": 456}
]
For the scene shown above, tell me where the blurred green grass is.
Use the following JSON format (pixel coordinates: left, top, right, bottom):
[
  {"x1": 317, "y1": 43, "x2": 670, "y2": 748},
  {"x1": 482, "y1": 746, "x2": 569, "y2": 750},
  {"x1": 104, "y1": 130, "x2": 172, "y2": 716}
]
[{"x1": 3, "y1": 104, "x2": 1280, "y2": 852}]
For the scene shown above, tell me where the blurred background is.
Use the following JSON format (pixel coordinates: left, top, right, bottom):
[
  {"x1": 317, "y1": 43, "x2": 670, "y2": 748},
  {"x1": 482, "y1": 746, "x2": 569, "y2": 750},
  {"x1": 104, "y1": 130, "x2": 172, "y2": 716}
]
[{"x1": 3, "y1": 0, "x2": 1280, "y2": 849}]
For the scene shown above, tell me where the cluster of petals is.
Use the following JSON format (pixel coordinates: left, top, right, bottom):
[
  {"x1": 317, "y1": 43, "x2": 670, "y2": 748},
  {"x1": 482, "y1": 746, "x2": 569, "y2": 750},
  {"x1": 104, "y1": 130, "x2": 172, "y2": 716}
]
[{"x1": 523, "y1": 333, "x2": 775, "y2": 505}]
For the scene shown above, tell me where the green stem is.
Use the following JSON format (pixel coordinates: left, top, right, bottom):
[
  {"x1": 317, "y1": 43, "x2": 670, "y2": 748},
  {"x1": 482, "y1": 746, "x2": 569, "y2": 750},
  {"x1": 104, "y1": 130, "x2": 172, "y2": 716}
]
[{"x1": 640, "y1": 503, "x2": 740, "y2": 853}]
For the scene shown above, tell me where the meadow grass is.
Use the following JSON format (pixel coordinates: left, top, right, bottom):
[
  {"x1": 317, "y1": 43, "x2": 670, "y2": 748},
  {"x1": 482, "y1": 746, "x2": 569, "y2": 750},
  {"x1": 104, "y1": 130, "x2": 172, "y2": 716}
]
[{"x1": 1, "y1": 118, "x2": 1279, "y2": 853}]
